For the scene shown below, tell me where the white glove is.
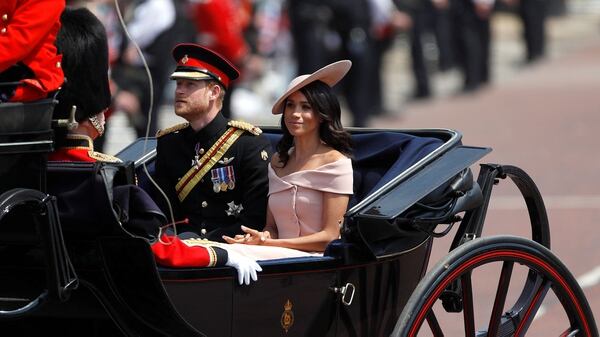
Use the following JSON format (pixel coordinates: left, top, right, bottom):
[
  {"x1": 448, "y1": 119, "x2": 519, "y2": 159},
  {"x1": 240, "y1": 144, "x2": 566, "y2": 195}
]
[{"x1": 225, "y1": 250, "x2": 262, "y2": 285}]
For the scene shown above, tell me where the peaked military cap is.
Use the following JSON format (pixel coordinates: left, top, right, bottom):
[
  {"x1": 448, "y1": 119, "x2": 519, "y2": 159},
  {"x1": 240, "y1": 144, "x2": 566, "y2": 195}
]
[{"x1": 171, "y1": 43, "x2": 240, "y2": 89}]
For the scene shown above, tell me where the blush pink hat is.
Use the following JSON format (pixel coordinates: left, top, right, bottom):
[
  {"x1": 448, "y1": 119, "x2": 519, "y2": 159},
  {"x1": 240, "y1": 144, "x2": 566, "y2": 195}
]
[{"x1": 271, "y1": 60, "x2": 352, "y2": 115}]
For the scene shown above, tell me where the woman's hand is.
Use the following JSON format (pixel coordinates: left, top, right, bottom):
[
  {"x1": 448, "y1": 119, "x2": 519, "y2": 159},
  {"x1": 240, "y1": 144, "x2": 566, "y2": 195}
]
[{"x1": 223, "y1": 225, "x2": 270, "y2": 245}]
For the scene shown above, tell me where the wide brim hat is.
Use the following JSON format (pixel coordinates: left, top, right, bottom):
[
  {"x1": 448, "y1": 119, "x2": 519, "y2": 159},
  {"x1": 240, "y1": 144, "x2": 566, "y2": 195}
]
[
  {"x1": 271, "y1": 60, "x2": 352, "y2": 115},
  {"x1": 170, "y1": 43, "x2": 240, "y2": 89}
]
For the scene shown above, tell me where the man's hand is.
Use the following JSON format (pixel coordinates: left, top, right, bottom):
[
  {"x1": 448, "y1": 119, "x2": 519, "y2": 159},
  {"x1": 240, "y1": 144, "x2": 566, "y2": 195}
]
[{"x1": 225, "y1": 249, "x2": 262, "y2": 285}]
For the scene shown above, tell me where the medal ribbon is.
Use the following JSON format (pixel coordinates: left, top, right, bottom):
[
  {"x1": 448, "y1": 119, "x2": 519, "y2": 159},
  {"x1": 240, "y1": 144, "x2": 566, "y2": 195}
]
[
  {"x1": 175, "y1": 127, "x2": 245, "y2": 202},
  {"x1": 227, "y1": 166, "x2": 235, "y2": 185},
  {"x1": 218, "y1": 167, "x2": 227, "y2": 184}
]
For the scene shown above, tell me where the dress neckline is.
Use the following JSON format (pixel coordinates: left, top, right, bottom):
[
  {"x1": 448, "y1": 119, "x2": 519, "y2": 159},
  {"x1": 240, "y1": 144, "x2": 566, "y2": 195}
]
[{"x1": 268, "y1": 157, "x2": 350, "y2": 179}]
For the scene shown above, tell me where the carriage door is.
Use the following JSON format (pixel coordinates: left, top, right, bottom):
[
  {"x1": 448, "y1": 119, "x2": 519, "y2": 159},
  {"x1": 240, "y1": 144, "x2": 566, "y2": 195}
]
[
  {"x1": 231, "y1": 262, "x2": 339, "y2": 337},
  {"x1": 335, "y1": 256, "x2": 427, "y2": 337}
]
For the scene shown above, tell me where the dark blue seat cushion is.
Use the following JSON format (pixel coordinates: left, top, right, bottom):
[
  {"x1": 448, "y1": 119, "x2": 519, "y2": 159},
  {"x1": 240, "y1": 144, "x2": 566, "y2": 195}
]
[{"x1": 349, "y1": 132, "x2": 443, "y2": 208}]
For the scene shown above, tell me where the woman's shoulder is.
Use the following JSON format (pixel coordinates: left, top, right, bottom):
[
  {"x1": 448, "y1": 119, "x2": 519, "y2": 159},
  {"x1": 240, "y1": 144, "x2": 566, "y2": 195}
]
[{"x1": 320, "y1": 148, "x2": 350, "y2": 166}]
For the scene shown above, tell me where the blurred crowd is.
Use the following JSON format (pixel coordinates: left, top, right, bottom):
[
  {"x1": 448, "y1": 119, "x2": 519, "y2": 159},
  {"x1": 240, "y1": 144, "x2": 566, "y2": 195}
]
[{"x1": 65, "y1": 0, "x2": 556, "y2": 150}]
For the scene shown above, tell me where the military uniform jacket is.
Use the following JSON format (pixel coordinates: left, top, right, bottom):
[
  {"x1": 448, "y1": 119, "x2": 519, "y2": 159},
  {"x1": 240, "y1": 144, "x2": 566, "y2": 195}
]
[
  {"x1": 0, "y1": 0, "x2": 65, "y2": 102},
  {"x1": 154, "y1": 114, "x2": 272, "y2": 241}
]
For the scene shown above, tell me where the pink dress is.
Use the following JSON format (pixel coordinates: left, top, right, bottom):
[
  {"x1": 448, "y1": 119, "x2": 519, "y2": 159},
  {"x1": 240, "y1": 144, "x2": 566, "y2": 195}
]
[
  {"x1": 224, "y1": 157, "x2": 354, "y2": 260},
  {"x1": 268, "y1": 157, "x2": 354, "y2": 239}
]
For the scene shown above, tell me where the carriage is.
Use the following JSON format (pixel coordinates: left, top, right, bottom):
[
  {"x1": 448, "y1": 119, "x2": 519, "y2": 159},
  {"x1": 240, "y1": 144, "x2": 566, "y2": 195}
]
[{"x1": 0, "y1": 99, "x2": 596, "y2": 336}]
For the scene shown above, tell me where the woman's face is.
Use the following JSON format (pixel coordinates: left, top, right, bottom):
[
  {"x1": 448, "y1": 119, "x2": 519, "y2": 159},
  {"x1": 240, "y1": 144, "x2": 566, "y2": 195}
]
[{"x1": 283, "y1": 91, "x2": 320, "y2": 138}]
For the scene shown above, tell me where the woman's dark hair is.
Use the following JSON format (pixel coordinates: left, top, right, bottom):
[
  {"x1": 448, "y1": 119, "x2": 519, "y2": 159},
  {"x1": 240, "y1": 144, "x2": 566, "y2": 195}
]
[
  {"x1": 53, "y1": 7, "x2": 111, "y2": 141},
  {"x1": 276, "y1": 80, "x2": 352, "y2": 166}
]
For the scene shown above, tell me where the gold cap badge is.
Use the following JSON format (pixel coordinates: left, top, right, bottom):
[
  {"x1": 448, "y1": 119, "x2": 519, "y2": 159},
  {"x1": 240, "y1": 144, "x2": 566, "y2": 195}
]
[{"x1": 181, "y1": 54, "x2": 189, "y2": 64}]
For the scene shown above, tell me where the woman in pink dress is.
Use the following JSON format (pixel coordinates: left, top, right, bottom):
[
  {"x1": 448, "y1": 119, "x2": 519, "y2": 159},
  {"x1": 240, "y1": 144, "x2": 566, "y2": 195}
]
[{"x1": 222, "y1": 60, "x2": 354, "y2": 259}]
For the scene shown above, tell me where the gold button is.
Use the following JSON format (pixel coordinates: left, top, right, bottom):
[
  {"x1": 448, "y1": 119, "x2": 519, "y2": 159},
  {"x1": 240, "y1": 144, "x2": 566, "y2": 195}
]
[
  {"x1": 199, "y1": 148, "x2": 205, "y2": 155},
  {"x1": 201, "y1": 201, "x2": 207, "y2": 208},
  {"x1": 201, "y1": 228, "x2": 207, "y2": 235},
  {"x1": 56, "y1": 61, "x2": 61, "y2": 68},
  {"x1": 1, "y1": 28, "x2": 6, "y2": 34},
  {"x1": 2, "y1": 14, "x2": 7, "y2": 21}
]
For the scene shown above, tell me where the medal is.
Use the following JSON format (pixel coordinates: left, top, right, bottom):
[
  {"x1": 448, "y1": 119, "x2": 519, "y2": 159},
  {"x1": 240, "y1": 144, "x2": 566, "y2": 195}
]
[
  {"x1": 226, "y1": 166, "x2": 236, "y2": 190},
  {"x1": 192, "y1": 143, "x2": 204, "y2": 168},
  {"x1": 211, "y1": 166, "x2": 236, "y2": 193},
  {"x1": 211, "y1": 168, "x2": 222, "y2": 193}
]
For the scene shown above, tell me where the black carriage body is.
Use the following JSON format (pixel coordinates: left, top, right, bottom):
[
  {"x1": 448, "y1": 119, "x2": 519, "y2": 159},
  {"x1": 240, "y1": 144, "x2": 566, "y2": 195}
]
[
  {"x1": 159, "y1": 247, "x2": 430, "y2": 337},
  {"x1": 0, "y1": 114, "x2": 523, "y2": 336},
  {"x1": 101, "y1": 127, "x2": 489, "y2": 336},
  {"x1": 0, "y1": 99, "x2": 56, "y2": 194}
]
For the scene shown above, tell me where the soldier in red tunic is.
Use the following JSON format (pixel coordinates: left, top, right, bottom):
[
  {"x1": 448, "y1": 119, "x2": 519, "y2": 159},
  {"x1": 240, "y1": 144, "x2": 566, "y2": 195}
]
[{"x1": 0, "y1": 0, "x2": 65, "y2": 102}]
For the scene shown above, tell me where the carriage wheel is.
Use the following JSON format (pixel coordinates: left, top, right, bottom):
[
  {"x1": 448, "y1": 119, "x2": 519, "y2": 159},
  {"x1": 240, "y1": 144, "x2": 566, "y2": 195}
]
[{"x1": 393, "y1": 236, "x2": 597, "y2": 337}]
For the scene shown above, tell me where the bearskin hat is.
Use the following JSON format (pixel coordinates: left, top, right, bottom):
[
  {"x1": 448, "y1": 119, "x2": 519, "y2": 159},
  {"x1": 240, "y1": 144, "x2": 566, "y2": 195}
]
[{"x1": 54, "y1": 7, "x2": 111, "y2": 123}]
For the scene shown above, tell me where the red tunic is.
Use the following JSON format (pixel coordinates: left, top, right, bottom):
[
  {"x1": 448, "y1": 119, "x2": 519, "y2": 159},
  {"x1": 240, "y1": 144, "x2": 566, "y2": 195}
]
[
  {"x1": 151, "y1": 234, "x2": 227, "y2": 268},
  {"x1": 192, "y1": 0, "x2": 248, "y2": 66},
  {"x1": 48, "y1": 134, "x2": 121, "y2": 163},
  {"x1": 0, "y1": 0, "x2": 65, "y2": 102}
]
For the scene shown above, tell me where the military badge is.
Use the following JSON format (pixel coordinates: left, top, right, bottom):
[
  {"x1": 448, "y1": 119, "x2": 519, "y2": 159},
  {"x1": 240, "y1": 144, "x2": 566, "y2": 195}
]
[
  {"x1": 218, "y1": 157, "x2": 234, "y2": 165},
  {"x1": 211, "y1": 166, "x2": 236, "y2": 193},
  {"x1": 182, "y1": 54, "x2": 189, "y2": 64},
  {"x1": 191, "y1": 143, "x2": 205, "y2": 168},
  {"x1": 280, "y1": 299, "x2": 294, "y2": 333},
  {"x1": 225, "y1": 201, "x2": 243, "y2": 217},
  {"x1": 261, "y1": 150, "x2": 268, "y2": 161}
]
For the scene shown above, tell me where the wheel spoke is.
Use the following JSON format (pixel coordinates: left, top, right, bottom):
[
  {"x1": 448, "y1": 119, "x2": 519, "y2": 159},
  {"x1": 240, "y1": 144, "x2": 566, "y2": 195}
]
[
  {"x1": 559, "y1": 327, "x2": 581, "y2": 337},
  {"x1": 396, "y1": 237, "x2": 596, "y2": 337},
  {"x1": 514, "y1": 278, "x2": 551, "y2": 337},
  {"x1": 487, "y1": 261, "x2": 514, "y2": 336},
  {"x1": 426, "y1": 309, "x2": 444, "y2": 337},
  {"x1": 461, "y1": 272, "x2": 475, "y2": 337}
]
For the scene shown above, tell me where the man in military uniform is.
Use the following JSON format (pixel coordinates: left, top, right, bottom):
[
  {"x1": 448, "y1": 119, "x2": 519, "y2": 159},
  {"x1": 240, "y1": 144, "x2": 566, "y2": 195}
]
[{"x1": 154, "y1": 43, "x2": 272, "y2": 241}]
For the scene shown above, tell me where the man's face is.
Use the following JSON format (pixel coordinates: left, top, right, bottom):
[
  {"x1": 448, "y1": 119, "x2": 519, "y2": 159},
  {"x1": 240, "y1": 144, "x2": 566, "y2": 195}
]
[{"x1": 173, "y1": 79, "x2": 213, "y2": 120}]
